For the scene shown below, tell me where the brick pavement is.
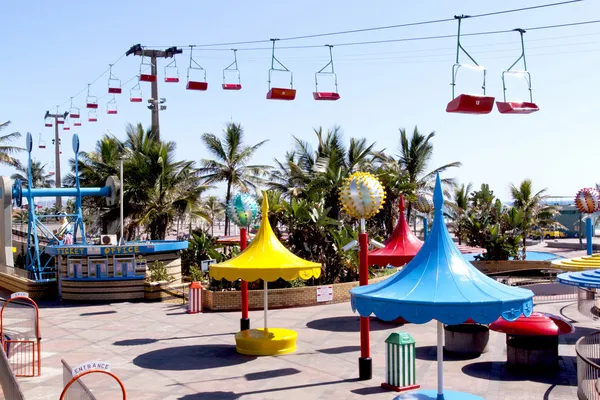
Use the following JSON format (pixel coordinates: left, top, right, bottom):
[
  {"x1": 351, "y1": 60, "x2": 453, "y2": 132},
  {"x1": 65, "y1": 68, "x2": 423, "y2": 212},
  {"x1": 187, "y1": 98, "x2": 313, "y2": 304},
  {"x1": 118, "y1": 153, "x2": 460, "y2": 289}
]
[{"x1": 5, "y1": 293, "x2": 594, "y2": 399}]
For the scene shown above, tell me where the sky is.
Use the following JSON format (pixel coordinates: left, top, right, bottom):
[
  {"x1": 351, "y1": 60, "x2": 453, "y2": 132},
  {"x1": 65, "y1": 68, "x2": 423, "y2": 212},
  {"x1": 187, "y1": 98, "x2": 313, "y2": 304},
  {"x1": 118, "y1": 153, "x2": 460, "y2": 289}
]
[{"x1": 1, "y1": 0, "x2": 598, "y2": 203}]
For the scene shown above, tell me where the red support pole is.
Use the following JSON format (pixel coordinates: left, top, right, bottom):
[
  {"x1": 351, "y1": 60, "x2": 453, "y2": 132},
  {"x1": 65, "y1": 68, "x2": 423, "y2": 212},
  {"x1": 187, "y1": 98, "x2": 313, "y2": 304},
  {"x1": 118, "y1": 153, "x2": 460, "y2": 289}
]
[
  {"x1": 240, "y1": 228, "x2": 250, "y2": 331},
  {"x1": 358, "y1": 232, "x2": 372, "y2": 380}
]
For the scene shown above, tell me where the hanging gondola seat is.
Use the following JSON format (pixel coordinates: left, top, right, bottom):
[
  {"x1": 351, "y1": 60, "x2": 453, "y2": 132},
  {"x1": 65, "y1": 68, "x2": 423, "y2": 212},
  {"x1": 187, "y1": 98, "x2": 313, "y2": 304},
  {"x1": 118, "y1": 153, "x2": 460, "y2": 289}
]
[
  {"x1": 222, "y1": 83, "x2": 242, "y2": 90},
  {"x1": 140, "y1": 74, "x2": 157, "y2": 83},
  {"x1": 186, "y1": 81, "x2": 208, "y2": 91},
  {"x1": 165, "y1": 77, "x2": 180, "y2": 83},
  {"x1": 313, "y1": 92, "x2": 340, "y2": 101},
  {"x1": 496, "y1": 101, "x2": 539, "y2": 114},
  {"x1": 446, "y1": 94, "x2": 495, "y2": 114},
  {"x1": 267, "y1": 88, "x2": 296, "y2": 100},
  {"x1": 108, "y1": 87, "x2": 122, "y2": 94}
]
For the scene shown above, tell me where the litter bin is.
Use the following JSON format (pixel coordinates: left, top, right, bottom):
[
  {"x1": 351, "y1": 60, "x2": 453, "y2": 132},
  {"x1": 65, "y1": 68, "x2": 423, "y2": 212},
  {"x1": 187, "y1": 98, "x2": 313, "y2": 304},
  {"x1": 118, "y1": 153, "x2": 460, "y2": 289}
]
[
  {"x1": 187, "y1": 282, "x2": 202, "y2": 314},
  {"x1": 381, "y1": 332, "x2": 420, "y2": 392}
]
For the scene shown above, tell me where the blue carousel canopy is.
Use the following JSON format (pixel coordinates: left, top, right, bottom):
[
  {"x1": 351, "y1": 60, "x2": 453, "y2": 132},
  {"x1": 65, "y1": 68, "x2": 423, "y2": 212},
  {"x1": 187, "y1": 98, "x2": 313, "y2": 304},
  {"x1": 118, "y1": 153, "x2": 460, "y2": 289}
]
[
  {"x1": 350, "y1": 174, "x2": 534, "y2": 325},
  {"x1": 557, "y1": 269, "x2": 600, "y2": 289}
]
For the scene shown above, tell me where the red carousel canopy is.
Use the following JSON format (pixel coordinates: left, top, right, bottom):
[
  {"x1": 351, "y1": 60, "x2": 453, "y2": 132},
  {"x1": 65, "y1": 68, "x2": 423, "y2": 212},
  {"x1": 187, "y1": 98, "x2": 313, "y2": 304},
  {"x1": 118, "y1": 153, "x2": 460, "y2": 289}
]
[
  {"x1": 489, "y1": 312, "x2": 574, "y2": 336},
  {"x1": 369, "y1": 195, "x2": 422, "y2": 267}
]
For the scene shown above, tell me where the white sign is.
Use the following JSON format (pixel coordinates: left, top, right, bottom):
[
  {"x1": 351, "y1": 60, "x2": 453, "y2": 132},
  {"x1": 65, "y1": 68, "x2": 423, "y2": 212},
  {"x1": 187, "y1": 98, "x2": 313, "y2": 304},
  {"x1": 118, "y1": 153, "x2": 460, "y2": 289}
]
[
  {"x1": 87, "y1": 247, "x2": 101, "y2": 255},
  {"x1": 72, "y1": 361, "x2": 111, "y2": 376},
  {"x1": 316, "y1": 285, "x2": 333, "y2": 302},
  {"x1": 11, "y1": 292, "x2": 28, "y2": 299}
]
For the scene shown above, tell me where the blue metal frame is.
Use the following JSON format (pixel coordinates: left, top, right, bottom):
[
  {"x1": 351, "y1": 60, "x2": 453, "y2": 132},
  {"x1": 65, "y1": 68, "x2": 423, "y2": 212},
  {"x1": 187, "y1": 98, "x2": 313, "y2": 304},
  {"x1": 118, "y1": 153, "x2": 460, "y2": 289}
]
[{"x1": 12, "y1": 133, "x2": 113, "y2": 280}]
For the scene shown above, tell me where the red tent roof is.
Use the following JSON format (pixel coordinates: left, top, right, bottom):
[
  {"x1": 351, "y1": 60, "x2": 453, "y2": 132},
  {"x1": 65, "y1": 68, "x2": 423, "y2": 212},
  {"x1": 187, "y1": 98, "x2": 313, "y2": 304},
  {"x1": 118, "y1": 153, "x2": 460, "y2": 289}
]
[
  {"x1": 369, "y1": 195, "x2": 423, "y2": 267},
  {"x1": 489, "y1": 312, "x2": 574, "y2": 336}
]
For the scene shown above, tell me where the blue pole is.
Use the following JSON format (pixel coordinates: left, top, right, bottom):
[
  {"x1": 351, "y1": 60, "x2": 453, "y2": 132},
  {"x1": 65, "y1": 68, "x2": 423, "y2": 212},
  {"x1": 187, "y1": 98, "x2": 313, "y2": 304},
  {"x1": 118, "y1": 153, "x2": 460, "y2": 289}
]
[
  {"x1": 424, "y1": 218, "x2": 429, "y2": 241},
  {"x1": 587, "y1": 216, "x2": 593, "y2": 255}
]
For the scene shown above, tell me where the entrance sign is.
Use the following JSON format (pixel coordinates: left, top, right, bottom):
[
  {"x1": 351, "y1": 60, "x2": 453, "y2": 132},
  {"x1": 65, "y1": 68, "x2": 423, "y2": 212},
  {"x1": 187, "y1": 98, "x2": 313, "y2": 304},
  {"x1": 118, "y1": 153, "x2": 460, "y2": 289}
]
[
  {"x1": 11, "y1": 292, "x2": 29, "y2": 299},
  {"x1": 72, "y1": 360, "x2": 112, "y2": 376}
]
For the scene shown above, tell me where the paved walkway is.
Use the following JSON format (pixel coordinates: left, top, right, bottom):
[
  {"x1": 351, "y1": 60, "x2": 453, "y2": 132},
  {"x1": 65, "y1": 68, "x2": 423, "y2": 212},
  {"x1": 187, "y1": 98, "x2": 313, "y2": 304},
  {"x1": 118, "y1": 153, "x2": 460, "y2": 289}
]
[{"x1": 5, "y1": 292, "x2": 594, "y2": 400}]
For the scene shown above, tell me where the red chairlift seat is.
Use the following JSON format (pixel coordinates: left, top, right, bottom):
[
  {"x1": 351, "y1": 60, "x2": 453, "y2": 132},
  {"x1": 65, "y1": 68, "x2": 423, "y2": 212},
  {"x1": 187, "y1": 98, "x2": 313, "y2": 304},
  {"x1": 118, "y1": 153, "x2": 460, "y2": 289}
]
[
  {"x1": 165, "y1": 59, "x2": 180, "y2": 83},
  {"x1": 39, "y1": 143, "x2": 46, "y2": 149},
  {"x1": 187, "y1": 81, "x2": 208, "y2": 91},
  {"x1": 496, "y1": 101, "x2": 539, "y2": 114},
  {"x1": 222, "y1": 83, "x2": 242, "y2": 90},
  {"x1": 497, "y1": 30, "x2": 539, "y2": 115},
  {"x1": 108, "y1": 87, "x2": 122, "y2": 94},
  {"x1": 89, "y1": 117, "x2": 97, "y2": 122},
  {"x1": 107, "y1": 110, "x2": 118, "y2": 115},
  {"x1": 186, "y1": 47, "x2": 208, "y2": 91},
  {"x1": 140, "y1": 74, "x2": 157, "y2": 82},
  {"x1": 63, "y1": 125, "x2": 70, "y2": 131},
  {"x1": 108, "y1": 64, "x2": 122, "y2": 93},
  {"x1": 88, "y1": 110, "x2": 97, "y2": 122},
  {"x1": 313, "y1": 92, "x2": 340, "y2": 101},
  {"x1": 130, "y1": 84, "x2": 143, "y2": 102},
  {"x1": 222, "y1": 50, "x2": 242, "y2": 91},
  {"x1": 267, "y1": 88, "x2": 296, "y2": 101},
  {"x1": 49, "y1": 171, "x2": 55, "y2": 176},
  {"x1": 107, "y1": 95, "x2": 118, "y2": 115},
  {"x1": 73, "y1": 121, "x2": 82, "y2": 127},
  {"x1": 446, "y1": 94, "x2": 495, "y2": 114},
  {"x1": 44, "y1": 122, "x2": 52, "y2": 127},
  {"x1": 56, "y1": 119, "x2": 64, "y2": 125},
  {"x1": 313, "y1": 46, "x2": 340, "y2": 102},
  {"x1": 86, "y1": 84, "x2": 98, "y2": 108},
  {"x1": 70, "y1": 113, "x2": 80, "y2": 119}
]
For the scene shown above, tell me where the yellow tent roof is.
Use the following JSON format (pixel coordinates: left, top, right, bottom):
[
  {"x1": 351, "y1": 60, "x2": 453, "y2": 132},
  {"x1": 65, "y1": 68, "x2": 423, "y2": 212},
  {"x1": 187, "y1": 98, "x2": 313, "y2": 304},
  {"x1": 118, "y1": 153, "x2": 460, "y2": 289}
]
[
  {"x1": 210, "y1": 194, "x2": 322, "y2": 282},
  {"x1": 551, "y1": 254, "x2": 600, "y2": 271}
]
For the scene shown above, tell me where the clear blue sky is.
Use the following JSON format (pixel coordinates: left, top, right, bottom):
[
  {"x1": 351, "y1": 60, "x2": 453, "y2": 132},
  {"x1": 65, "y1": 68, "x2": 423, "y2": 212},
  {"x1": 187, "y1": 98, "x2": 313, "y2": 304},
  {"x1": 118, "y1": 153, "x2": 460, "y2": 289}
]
[{"x1": 1, "y1": 0, "x2": 598, "y2": 202}]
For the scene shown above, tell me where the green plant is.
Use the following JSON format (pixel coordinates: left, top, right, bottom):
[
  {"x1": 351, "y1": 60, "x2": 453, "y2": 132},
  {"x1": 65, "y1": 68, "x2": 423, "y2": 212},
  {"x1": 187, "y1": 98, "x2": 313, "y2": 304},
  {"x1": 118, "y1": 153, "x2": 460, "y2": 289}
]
[
  {"x1": 189, "y1": 265, "x2": 203, "y2": 282},
  {"x1": 148, "y1": 261, "x2": 174, "y2": 283}
]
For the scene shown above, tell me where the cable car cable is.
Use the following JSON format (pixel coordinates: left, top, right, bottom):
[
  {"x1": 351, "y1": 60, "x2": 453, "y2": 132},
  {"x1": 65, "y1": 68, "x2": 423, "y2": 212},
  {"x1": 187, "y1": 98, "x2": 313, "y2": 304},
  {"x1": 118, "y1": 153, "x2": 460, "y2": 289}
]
[{"x1": 146, "y1": 0, "x2": 582, "y2": 49}]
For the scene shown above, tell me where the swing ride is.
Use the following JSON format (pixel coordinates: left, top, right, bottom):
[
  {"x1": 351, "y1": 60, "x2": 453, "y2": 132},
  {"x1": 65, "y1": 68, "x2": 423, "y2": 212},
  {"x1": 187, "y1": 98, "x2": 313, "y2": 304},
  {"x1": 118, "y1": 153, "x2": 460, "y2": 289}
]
[
  {"x1": 108, "y1": 64, "x2": 122, "y2": 94},
  {"x1": 313, "y1": 45, "x2": 340, "y2": 101},
  {"x1": 164, "y1": 58, "x2": 180, "y2": 83}
]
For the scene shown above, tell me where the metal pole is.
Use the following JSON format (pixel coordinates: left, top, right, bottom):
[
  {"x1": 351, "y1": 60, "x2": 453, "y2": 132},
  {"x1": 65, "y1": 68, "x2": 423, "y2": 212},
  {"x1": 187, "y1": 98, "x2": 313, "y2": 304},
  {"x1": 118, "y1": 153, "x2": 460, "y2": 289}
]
[
  {"x1": 358, "y1": 217, "x2": 372, "y2": 380},
  {"x1": 240, "y1": 228, "x2": 249, "y2": 331},
  {"x1": 54, "y1": 117, "x2": 62, "y2": 208},
  {"x1": 151, "y1": 54, "x2": 160, "y2": 141},
  {"x1": 263, "y1": 279, "x2": 268, "y2": 331},
  {"x1": 120, "y1": 159, "x2": 124, "y2": 245},
  {"x1": 586, "y1": 216, "x2": 593, "y2": 255},
  {"x1": 437, "y1": 321, "x2": 444, "y2": 397}
]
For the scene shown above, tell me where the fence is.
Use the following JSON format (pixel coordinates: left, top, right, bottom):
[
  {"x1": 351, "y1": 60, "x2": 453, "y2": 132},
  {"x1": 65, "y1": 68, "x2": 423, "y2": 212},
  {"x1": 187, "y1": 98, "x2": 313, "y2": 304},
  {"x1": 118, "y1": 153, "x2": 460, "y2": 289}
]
[
  {"x1": 0, "y1": 341, "x2": 25, "y2": 400},
  {"x1": 0, "y1": 296, "x2": 41, "y2": 377},
  {"x1": 576, "y1": 331, "x2": 600, "y2": 400},
  {"x1": 0, "y1": 264, "x2": 56, "y2": 282},
  {"x1": 492, "y1": 275, "x2": 579, "y2": 302},
  {"x1": 62, "y1": 359, "x2": 96, "y2": 400}
]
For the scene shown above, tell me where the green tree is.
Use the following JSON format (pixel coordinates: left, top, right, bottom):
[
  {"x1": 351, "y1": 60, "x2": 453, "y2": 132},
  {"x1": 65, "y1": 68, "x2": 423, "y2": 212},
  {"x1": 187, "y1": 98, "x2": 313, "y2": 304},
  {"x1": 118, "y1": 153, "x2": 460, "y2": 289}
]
[
  {"x1": 203, "y1": 196, "x2": 223, "y2": 235},
  {"x1": 448, "y1": 182, "x2": 472, "y2": 244},
  {"x1": 11, "y1": 160, "x2": 55, "y2": 188},
  {"x1": 199, "y1": 123, "x2": 270, "y2": 235},
  {"x1": 398, "y1": 126, "x2": 461, "y2": 223},
  {"x1": 509, "y1": 179, "x2": 559, "y2": 259},
  {"x1": 0, "y1": 121, "x2": 23, "y2": 167}
]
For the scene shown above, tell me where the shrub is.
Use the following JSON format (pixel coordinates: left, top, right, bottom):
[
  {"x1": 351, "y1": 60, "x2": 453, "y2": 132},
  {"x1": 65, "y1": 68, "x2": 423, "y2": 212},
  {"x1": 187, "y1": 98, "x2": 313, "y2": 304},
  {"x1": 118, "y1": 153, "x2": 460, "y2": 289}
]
[{"x1": 148, "y1": 261, "x2": 174, "y2": 283}]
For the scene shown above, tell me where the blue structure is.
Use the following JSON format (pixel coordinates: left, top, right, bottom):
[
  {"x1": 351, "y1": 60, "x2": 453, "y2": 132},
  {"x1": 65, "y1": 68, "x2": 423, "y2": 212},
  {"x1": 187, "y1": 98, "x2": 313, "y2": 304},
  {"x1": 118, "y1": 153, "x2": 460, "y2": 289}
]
[
  {"x1": 350, "y1": 174, "x2": 534, "y2": 400},
  {"x1": 12, "y1": 133, "x2": 118, "y2": 280},
  {"x1": 557, "y1": 269, "x2": 600, "y2": 289}
]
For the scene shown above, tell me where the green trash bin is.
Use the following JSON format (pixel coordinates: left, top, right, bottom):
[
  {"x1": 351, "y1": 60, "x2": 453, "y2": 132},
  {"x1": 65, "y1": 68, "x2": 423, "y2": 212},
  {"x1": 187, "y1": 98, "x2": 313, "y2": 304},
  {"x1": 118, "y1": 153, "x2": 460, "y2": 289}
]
[{"x1": 381, "y1": 332, "x2": 420, "y2": 392}]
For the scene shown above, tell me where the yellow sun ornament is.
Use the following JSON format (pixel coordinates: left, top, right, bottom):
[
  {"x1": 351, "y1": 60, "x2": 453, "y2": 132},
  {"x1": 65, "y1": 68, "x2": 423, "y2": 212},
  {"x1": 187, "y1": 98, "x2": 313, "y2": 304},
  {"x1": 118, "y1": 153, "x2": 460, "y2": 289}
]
[{"x1": 340, "y1": 172, "x2": 386, "y2": 219}]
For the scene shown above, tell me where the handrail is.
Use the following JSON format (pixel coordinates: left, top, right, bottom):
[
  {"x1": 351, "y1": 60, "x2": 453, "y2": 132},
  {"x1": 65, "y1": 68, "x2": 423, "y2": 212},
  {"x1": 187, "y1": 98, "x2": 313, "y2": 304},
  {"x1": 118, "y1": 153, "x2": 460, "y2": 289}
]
[{"x1": 575, "y1": 331, "x2": 600, "y2": 399}]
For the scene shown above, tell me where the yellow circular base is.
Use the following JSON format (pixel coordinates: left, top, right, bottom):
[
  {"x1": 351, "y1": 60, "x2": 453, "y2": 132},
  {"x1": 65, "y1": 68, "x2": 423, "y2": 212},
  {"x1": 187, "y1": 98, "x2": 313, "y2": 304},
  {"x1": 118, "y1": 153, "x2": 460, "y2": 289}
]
[{"x1": 235, "y1": 328, "x2": 297, "y2": 356}]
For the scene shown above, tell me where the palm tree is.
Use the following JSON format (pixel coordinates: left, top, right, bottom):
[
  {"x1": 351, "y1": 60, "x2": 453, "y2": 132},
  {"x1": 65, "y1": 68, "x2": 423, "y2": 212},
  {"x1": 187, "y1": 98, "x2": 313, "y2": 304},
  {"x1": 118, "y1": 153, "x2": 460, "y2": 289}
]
[
  {"x1": 11, "y1": 160, "x2": 55, "y2": 188},
  {"x1": 199, "y1": 123, "x2": 270, "y2": 235},
  {"x1": 509, "y1": 179, "x2": 559, "y2": 259},
  {"x1": 398, "y1": 126, "x2": 461, "y2": 223},
  {"x1": 203, "y1": 196, "x2": 223, "y2": 235},
  {"x1": 449, "y1": 182, "x2": 472, "y2": 244},
  {"x1": 0, "y1": 121, "x2": 23, "y2": 167}
]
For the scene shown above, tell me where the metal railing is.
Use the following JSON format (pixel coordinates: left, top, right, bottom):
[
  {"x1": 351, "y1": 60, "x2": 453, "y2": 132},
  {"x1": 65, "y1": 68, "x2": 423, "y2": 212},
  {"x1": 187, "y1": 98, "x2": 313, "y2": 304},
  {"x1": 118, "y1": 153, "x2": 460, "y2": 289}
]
[
  {"x1": 62, "y1": 359, "x2": 96, "y2": 400},
  {"x1": 0, "y1": 344, "x2": 26, "y2": 400},
  {"x1": 578, "y1": 288, "x2": 599, "y2": 321},
  {"x1": 576, "y1": 331, "x2": 600, "y2": 399},
  {"x1": 0, "y1": 264, "x2": 56, "y2": 282},
  {"x1": 492, "y1": 275, "x2": 579, "y2": 301}
]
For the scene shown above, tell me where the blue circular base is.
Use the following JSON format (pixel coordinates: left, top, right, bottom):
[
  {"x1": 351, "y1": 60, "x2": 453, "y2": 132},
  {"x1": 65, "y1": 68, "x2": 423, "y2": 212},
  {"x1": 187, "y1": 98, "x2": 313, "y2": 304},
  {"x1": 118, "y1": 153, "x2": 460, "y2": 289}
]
[{"x1": 394, "y1": 390, "x2": 484, "y2": 400}]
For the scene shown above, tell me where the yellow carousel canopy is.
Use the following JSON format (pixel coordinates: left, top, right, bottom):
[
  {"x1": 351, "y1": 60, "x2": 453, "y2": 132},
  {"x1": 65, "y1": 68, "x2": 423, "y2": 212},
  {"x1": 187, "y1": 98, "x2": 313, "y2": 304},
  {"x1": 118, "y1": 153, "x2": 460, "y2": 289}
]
[
  {"x1": 209, "y1": 193, "x2": 322, "y2": 282},
  {"x1": 551, "y1": 254, "x2": 600, "y2": 271}
]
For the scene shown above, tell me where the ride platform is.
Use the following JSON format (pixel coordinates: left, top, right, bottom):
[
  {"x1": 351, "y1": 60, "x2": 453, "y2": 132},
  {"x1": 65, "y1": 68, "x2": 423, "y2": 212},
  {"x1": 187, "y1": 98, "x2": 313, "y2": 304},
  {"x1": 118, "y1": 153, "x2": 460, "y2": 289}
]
[{"x1": 235, "y1": 328, "x2": 297, "y2": 356}]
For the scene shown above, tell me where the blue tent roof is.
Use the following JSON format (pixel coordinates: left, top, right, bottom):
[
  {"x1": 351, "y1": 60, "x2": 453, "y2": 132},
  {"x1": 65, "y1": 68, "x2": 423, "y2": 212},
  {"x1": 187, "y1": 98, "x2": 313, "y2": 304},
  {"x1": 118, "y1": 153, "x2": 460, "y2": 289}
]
[
  {"x1": 557, "y1": 269, "x2": 600, "y2": 289},
  {"x1": 350, "y1": 174, "x2": 534, "y2": 325}
]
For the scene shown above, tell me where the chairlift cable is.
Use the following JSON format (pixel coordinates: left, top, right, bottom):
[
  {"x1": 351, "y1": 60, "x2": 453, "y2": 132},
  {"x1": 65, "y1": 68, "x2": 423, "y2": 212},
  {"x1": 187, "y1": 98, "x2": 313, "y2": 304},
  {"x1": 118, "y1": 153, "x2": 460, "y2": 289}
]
[{"x1": 146, "y1": 0, "x2": 582, "y2": 48}]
